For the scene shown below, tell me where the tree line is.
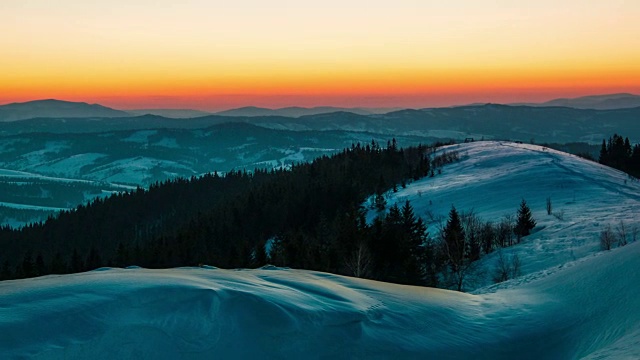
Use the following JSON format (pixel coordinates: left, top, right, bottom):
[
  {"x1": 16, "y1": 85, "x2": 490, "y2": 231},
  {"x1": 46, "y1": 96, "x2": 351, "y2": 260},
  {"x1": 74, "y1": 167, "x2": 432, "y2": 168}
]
[
  {"x1": 0, "y1": 139, "x2": 541, "y2": 291},
  {"x1": 0, "y1": 140, "x2": 453, "y2": 282},
  {"x1": 599, "y1": 133, "x2": 640, "y2": 178}
]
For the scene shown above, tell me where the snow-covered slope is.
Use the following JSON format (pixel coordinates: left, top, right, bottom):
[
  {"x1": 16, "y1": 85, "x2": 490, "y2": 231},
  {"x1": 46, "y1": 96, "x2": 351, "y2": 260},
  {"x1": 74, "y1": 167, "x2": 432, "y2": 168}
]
[
  {"x1": 1, "y1": 242, "x2": 639, "y2": 359},
  {"x1": 1, "y1": 140, "x2": 639, "y2": 358},
  {"x1": 372, "y1": 141, "x2": 640, "y2": 289}
]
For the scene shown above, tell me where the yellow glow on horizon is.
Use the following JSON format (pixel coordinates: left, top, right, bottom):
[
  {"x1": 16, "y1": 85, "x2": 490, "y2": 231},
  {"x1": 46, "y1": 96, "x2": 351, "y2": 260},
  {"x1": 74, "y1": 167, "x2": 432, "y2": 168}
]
[{"x1": 1, "y1": 0, "x2": 639, "y2": 109}]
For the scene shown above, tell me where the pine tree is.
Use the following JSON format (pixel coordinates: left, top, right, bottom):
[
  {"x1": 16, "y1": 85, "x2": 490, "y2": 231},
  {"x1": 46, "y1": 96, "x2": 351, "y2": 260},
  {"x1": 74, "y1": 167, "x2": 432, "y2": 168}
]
[
  {"x1": 400, "y1": 200, "x2": 428, "y2": 284},
  {"x1": 70, "y1": 248, "x2": 84, "y2": 273},
  {"x1": 115, "y1": 242, "x2": 129, "y2": 267},
  {"x1": 444, "y1": 206, "x2": 465, "y2": 270},
  {"x1": 253, "y1": 241, "x2": 268, "y2": 267},
  {"x1": 21, "y1": 251, "x2": 35, "y2": 278},
  {"x1": 515, "y1": 199, "x2": 536, "y2": 239},
  {"x1": 268, "y1": 236, "x2": 286, "y2": 266},
  {"x1": 401, "y1": 201, "x2": 428, "y2": 250},
  {"x1": 49, "y1": 252, "x2": 67, "y2": 274},
  {"x1": 85, "y1": 247, "x2": 102, "y2": 271},
  {"x1": 0, "y1": 260, "x2": 11, "y2": 280},
  {"x1": 35, "y1": 253, "x2": 46, "y2": 276},
  {"x1": 599, "y1": 139, "x2": 608, "y2": 164}
]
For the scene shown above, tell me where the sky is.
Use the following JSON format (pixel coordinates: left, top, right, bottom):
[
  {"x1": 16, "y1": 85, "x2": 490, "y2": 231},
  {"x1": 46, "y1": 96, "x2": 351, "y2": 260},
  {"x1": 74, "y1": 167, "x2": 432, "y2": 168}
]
[{"x1": 1, "y1": 0, "x2": 639, "y2": 110}]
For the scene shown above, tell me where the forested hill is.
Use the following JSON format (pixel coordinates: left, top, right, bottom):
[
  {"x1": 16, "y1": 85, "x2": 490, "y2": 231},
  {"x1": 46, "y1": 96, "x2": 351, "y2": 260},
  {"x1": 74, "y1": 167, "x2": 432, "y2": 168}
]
[{"x1": 0, "y1": 140, "x2": 457, "y2": 282}]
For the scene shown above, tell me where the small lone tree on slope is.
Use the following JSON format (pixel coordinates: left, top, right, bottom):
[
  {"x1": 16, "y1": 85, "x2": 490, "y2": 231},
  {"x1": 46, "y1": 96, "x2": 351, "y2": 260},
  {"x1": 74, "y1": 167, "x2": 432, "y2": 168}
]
[{"x1": 515, "y1": 199, "x2": 536, "y2": 240}]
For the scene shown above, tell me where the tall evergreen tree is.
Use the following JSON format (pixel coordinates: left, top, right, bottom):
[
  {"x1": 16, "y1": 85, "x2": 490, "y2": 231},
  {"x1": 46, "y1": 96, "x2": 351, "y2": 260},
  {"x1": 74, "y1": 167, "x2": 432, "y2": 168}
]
[
  {"x1": 599, "y1": 139, "x2": 608, "y2": 164},
  {"x1": 515, "y1": 199, "x2": 536, "y2": 239},
  {"x1": 70, "y1": 248, "x2": 84, "y2": 273},
  {"x1": 443, "y1": 206, "x2": 465, "y2": 271},
  {"x1": 85, "y1": 247, "x2": 102, "y2": 271},
  {"x1": 21, "y1": 251, "x2": 35, "y2": 278},
  {"x1": 400, "y1": 200, "x2": 428, "y2": 284},
  {"x1": 0, "y1": 260, "x2": 11, "y2": 280},
  {"x1": 115, "y1": 242, "x2": 129, "y2": 267},
  {"x1": 49, "y1": 252, "x2": 67, "y2": 274},
  {"x1": 35, "y1": 253, "x2": 46, "y2": 276}
]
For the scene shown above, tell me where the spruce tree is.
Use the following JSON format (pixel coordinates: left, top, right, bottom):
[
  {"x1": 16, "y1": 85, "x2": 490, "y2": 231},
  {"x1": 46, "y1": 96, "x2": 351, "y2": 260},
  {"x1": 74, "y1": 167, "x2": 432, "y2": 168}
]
[
  {"x1": 21, "y1": 251, "x2": 35, "y2": 278},
  {"x1": 49, "y1": 252, "x2": 67, "y2": 274},
  {"x1": 599, "y1": 139, "x2": 608, "y2": 164},
  {"x1": 0, "y1": 260, "x2": 11, "y2": 280},
  {"x1": 70, "y1": 248, "x2": 84, "y2": 273},
  {"x1": 115, "y1": 242, "x2": 129, "y2": 267},
  {"x1": 85, "y1": 247, "x2": 102, "y2": 271},
  {"x1": 515, "y1": 199, "x2": 536, "y2": 239},
  {"x1": 400, "y1": 201, "x2": 428, "y2": 283},
  {"x1": 444, "y1": 206, "x2": 465, "y2": 270},
  {"x1": 35, "y1": 253, "x2": 46, "y2": 276}
]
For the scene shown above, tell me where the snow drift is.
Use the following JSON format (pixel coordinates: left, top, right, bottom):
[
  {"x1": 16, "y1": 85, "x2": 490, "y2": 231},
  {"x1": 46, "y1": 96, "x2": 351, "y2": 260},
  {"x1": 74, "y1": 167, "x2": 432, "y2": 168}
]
[{"x1": 1, "y1": 242, "x2": 639, "y2": 359}]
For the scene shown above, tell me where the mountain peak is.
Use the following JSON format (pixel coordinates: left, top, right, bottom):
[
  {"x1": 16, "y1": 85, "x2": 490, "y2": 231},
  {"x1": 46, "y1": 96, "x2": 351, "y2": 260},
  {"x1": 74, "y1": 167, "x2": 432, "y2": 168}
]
[{"x1": 0, "y1": 99, "x2": 129, "y2": 121}]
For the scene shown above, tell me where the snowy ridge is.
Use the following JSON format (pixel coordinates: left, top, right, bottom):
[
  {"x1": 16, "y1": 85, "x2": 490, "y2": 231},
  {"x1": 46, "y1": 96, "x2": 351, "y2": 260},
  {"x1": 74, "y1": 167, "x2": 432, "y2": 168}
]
[
  {"x1": 1, "y1": 242, "x2": 639, "y2": 359},
  {"x1": 374, "y1": 141, "x2": 640, "y2": 290}
]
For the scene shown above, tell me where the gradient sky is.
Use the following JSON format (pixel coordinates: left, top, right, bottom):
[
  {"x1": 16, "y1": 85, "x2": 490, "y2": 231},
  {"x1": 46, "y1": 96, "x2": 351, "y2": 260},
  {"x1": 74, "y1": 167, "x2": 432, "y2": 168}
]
[{"x1": 1, "y1": 0, "x2": 639, "y2": 110}]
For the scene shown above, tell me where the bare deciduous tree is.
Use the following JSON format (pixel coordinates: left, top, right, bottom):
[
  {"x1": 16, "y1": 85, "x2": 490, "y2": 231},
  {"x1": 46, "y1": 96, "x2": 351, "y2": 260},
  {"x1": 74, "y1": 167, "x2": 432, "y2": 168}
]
[
  {"x1": 345, "y1": 241, "x2": 372, "y2": 278},
  {"x1": 552, "y1": 210, "x2": 565, "y2": 221},
  {"x1": 496, "y1": 215, "x2": 514, "y2": 248},
  {"x1": 600, "y1": 224, "x2": 615, "y2": 251},
  {"x1": 492, "y1": 250, "x2": 522, "y2": 284},
  {"x1": 616, "y1": 221, "x2": 628, "y2": 247},
  {"x1": 462, "y1": 210, "x2": 483, "y2": 261}
]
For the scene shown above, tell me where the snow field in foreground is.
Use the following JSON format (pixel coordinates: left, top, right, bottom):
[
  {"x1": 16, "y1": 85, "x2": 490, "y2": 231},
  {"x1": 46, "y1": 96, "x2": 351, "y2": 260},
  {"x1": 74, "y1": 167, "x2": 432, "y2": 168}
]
[{"x1": 1, "y1": 241, "x2": 639, "y2": 359}]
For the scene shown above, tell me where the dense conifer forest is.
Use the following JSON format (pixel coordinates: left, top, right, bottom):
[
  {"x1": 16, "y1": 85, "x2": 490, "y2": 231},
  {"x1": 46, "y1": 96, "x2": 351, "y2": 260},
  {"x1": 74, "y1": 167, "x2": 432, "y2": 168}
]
[
  {"x1": 0, "y1": 139, "x2": 544, "y2": 289},
  {"x1": 0, "y1": 140, "x2": 454, "y2": 282},
  {"x1": 598, "y1": 133, "x2": 640, "y2": 178}
]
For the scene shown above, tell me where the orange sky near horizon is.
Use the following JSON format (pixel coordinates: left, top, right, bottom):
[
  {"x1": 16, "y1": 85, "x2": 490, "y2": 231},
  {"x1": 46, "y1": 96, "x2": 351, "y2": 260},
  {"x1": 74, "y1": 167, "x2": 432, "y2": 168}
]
[{"x1": 1, "y1": 0, "x2": 639, "y2": 110}]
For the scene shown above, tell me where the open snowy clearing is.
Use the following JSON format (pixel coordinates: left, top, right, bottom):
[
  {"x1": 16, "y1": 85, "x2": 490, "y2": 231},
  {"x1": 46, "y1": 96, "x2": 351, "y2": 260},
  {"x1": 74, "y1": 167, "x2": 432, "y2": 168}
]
[
  {"x1": 370, "y1": 141, "x2": 640, "y2": 290},
  {"x1": 1, "y1": 242, "x2": 638, "y2": 359}
]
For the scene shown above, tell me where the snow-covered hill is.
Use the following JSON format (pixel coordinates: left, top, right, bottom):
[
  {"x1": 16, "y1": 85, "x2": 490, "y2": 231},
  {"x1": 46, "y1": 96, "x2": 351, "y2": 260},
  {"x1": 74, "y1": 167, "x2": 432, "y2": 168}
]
[
  {"x1": 372, "y1": 141, "x2": 640, "y2": 290},
  {"x1": 2, "y1": 141, "x2": 639, "y2": 358},
  {"x1": 1, "y1": 241, "x2": 639, "y2": 359},
  {"x1": 0, "y1": 126, "x2": 431, "y2": 226}
]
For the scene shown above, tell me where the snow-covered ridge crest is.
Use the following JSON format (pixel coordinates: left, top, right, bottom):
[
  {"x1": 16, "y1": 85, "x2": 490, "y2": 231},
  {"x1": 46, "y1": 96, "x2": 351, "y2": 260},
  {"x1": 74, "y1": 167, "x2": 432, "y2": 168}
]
[{"x1": 373, "y1": 141, "x2": 640, "y2": 290}]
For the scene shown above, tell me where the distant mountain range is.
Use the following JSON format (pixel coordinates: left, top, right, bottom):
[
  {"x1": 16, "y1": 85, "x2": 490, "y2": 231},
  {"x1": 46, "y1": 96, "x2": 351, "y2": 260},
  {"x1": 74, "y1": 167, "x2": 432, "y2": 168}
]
[
  {"x1": 127, "y1": 109, "x2": 213, "y2": 118},
  {"x1": 0, "y1": 99, "x2": 130, "y2": 121},
  {"x1": 2, "y1": 94, "x2": 639, "y2": 122},
  {"x1": 2, "y1": 103, "x2": 640, "y2": 144},
  {"x1": 0, "y1": 100, "x2": 403, "y2": 121},
  {"x1": 213, "y1": 106, "x2": 400, "y2": 117},
  {"x1": 512, "y1": 93, "x2": 640, "y2": 110}
]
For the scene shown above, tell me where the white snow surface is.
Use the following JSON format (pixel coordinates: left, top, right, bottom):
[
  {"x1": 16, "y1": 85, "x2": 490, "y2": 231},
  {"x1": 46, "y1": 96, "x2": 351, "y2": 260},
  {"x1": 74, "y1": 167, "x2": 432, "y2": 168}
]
[
  {"x1": 27, "y1": 153, "x2": 107, "y2": 177},
  {"x1": 1, "y1": 242, "x2": 639, "y2": 359},
  {"x1": 370, "y1": 141, "x2": 640, "y2": 290},
  {"x1": 2, "y1": 141, "x2": 640, "y2": 358}
]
